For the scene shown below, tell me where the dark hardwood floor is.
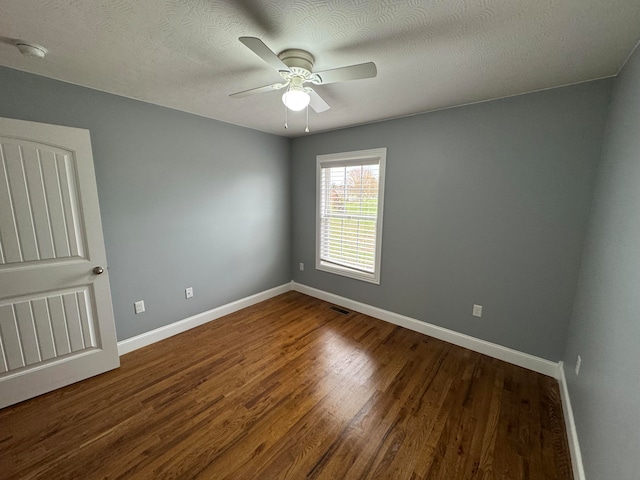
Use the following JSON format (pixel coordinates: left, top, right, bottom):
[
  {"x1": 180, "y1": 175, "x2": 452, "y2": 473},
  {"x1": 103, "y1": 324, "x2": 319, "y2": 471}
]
[{"x1": 0, "y1": 291, "x2": 572, "y2": 479}]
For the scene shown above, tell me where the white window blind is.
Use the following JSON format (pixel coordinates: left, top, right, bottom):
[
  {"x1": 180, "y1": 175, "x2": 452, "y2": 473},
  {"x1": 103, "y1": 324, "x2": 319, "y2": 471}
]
[{"x1": 316, "y1": 148, "x2": 386, "y2": 284}]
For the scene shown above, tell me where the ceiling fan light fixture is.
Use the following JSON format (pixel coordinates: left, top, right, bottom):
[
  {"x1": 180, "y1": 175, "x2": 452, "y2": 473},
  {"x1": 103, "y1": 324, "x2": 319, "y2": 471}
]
[{"x1": 282, "y1": 88, "x2": 310, "y2": 112}]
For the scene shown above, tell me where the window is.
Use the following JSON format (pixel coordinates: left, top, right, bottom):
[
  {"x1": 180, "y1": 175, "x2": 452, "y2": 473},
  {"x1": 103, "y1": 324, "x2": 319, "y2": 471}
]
[{"x1": 316, "y1": 148, "x2": 386, "y2": 284}]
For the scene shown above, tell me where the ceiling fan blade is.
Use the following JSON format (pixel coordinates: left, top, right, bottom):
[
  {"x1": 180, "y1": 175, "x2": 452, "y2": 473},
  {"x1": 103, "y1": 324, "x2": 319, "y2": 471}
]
[
  {"x1": 308, "y1": 89, "x2": 330, "y2": 113},
  {"x1": 314, "y1": 62, "x2": 377, "y2": 84},
  {"x1": 239, "y1": 37, "x2": 290, "y2": 72},
  {"x1": 229, "y1": 83, "x2": 285, "y2": 98}
]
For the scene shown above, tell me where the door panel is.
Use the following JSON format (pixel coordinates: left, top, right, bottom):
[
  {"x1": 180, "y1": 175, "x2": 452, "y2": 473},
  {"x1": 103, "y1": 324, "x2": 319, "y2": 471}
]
[
  {"x1": 0, "y1": 117, "x2": 119, "y2": 409},
  {"x1": 0, "y1": 286, "x2": 99, "y2": 371},
  {"x1": 0, "y1": 140, "x2": 85, "y2": 265}
]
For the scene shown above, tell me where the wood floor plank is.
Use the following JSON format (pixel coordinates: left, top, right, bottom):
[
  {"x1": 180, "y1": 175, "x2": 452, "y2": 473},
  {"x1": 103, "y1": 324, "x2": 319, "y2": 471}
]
[{"x1": 0, "y1": 291, "x2": 572, "y2": 479}]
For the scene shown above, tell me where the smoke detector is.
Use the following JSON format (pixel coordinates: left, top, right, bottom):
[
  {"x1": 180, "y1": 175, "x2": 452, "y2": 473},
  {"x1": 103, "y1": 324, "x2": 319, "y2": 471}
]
[{"x1": 15, "y1": 41, "x2": 47, "y2": 59}]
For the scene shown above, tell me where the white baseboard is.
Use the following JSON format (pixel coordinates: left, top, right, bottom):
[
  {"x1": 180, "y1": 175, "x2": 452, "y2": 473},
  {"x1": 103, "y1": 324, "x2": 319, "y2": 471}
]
[
  {"x1": 117, "y1": 283, "x2": 292, "y2": 356},
  {"x1": 557, "y1": 361, "x2": 585, "y2": 480},
  {"x1": 292, "y1": 282, "x2": 559, "y2": 378}
]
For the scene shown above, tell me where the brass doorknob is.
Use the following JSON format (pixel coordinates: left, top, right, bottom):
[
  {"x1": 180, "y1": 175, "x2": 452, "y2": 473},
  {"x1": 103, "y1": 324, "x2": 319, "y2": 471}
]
[{"x1": 92, "y1": 266, "x2": 104, "y2": 275}]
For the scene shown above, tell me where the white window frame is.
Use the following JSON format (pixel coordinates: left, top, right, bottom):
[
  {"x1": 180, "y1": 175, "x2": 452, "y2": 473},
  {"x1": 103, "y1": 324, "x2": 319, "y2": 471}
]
[{"x1": 315, "y1": 147, "x2": 387, "y2": 284}]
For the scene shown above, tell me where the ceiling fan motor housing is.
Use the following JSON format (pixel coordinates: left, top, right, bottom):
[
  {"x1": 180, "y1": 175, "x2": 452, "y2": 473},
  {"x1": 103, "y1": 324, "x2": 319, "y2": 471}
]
[{"x1": 278, "y1": 49, "x2": 314, "y2": 74}]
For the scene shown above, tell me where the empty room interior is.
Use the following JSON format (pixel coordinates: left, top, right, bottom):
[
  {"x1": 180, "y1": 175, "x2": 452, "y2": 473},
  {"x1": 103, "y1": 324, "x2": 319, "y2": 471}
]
[{"x1": 0, "y1": 1, "x2": 639, "y2": 479}]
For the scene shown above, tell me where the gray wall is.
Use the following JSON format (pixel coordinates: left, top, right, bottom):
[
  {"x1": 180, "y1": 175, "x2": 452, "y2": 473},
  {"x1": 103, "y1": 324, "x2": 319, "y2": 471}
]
[
  {"x1": 291, "y1": 80, "x2": 612, "y2": 361},
  {"x1": 0, "y1": 67, "x2": 291, "y2": 341},
  {"x1": 562, "y1": 47, "x2": 640, "y2": 479}
]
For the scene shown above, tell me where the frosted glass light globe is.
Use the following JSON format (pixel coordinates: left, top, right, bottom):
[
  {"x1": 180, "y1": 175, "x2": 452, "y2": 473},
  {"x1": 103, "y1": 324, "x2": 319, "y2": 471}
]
[{"x1": 282, "y1": 89, "x2": 310, "y2": 111}]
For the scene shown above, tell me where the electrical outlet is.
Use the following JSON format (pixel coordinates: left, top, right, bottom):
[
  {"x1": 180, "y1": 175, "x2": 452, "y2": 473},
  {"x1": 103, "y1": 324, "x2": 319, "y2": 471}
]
[
  {"x1": 472, "y1": 304, "x2": 483, "y2": 317},
  {"x1": 575, "y1": 355, "x2": 582, "y2": 375},
  {"x1": 299, "y1": 262, "x2": 304, "y2": 271},
  {"x1": 134, "y1": 300, "x2": 145, "y2": 314},
  {"x1": 185, "y1": 287, "x2": 194, "y2": 299}
]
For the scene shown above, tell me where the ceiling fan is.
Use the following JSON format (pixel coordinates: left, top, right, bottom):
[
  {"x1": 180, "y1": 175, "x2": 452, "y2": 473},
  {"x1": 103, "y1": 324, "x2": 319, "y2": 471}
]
[{"x1": 230, "y1": 37, "x2": 377, "y2": 116}]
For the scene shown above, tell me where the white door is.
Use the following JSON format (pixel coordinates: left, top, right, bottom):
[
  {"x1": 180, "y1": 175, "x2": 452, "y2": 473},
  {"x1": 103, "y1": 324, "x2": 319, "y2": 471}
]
[{"x1": 0, "y1": 117, "x2": 119, "y2": 409}]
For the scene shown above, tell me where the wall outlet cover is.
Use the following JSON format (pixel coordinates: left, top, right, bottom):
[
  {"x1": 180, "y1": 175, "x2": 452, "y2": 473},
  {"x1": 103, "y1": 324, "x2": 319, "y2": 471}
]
[
  {"x1": 472, "y1": 304, "x2": 483, "y2": 317},
  {"x1": 134, "y1": 300, "x2": 145, "y2": 314},
  {"x1": 185, "y1": 287, "x2": 194, "y2": 299},
  {"x1": 575, "y1": 355, "x2": 582, "y2": 375}
]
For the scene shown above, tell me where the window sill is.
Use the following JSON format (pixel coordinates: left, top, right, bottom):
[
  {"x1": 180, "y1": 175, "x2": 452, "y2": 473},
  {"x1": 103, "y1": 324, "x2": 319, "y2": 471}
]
[{"x1": 316, "y1": 261, "x2": 380, "y2": 285}]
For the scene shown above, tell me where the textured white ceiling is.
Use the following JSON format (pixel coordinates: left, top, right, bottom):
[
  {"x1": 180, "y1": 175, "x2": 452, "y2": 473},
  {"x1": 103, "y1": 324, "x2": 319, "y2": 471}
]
[{"x1": 1, "y1": 0, "x2": 639, "y2": 137}]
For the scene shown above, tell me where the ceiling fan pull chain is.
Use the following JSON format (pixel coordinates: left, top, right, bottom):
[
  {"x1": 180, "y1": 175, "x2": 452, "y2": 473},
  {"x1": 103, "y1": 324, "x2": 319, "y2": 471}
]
[
  {"x1": 284, "y1": 101, "x2": 288, "y2": 129},
  {"x1": 305, "y1": 104, "x2": 310, "y2": 133}
]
